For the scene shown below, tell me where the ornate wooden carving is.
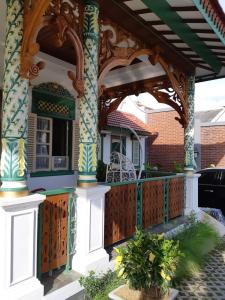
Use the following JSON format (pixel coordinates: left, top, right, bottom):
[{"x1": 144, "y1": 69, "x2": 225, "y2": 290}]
[
  {"x1": 21, "y1": 0, "x2": 51, "y2": 79},
  {"x1": 98, "y1": 19, "x2": 188, "y2": 127},
  {"x1": 100, "y1": 75, "x2": 188, "y2": 129},
  {"x1": 21, "y1": 0, "x2": 84, "y2": 96}
]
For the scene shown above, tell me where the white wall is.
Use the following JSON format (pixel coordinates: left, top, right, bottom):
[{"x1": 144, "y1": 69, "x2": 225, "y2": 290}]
[{"x1": 102, "y1": 133, "x2": 111, "y2": 164}]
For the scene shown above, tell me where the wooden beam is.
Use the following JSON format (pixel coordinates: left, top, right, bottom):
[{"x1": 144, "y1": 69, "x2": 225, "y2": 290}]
[{"x1": 170, "y1": 6, "x2": 198, "y2": 12}]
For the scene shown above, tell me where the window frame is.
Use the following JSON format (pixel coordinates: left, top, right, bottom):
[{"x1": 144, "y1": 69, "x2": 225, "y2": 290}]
[
  {"x1": 35, "y1": 116, "x2": 71, "y2": 172},
  {"x1": 35, "y1": 116, "x2": 53, "y2": 172},
  {"x1": 132, "y1": 139, "x2": 140, "y2": 168}
]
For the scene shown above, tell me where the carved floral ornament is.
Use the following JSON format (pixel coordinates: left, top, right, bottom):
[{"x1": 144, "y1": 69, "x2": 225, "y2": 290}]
[
  {"x1": 20, "y1": 1, "x2": 189, "y2": 124},
  {"x1": 20, "y1": 0, "x2": 84, "y2": 97}
]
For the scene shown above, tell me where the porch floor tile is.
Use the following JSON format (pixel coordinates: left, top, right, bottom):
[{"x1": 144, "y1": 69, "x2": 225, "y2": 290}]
[{"x1": 177, "y1": 238, "x2": 225, "y2": 300}]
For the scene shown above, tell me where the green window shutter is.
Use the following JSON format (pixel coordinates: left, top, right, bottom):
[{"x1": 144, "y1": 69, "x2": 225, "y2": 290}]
[
  {"x1": 72, "y1": 121, "x2": 79, "y2": 170},
  {"x1": 27, "y1": 113, "x2": 37, "y2": 173}
]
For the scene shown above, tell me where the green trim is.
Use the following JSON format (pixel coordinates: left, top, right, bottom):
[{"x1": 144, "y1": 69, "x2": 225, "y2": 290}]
[
  {"x1": 0, "y1": 187, "x2": 28, "y2": 192},
  {"x1": 30, "y1": 170, "x2": 74, "y2": 177},
  {"x1": 193, "y1": 0, "x2": 225, "y2": 45},
  {"x1": 37, "y1": 203, "x2": 43, "y2": 279},
  {"x1": 1, "y1": 177, "x2": 26, "y2": 182},
  {"x1": 104, "y1": 174, "x2": 185, "y2": 187},
  {"x1": 39, "y1": 188, "x2": 74, "y2": 196},
  {"x1": 79, "y1": 171, "x2": 97, "y2": 176},
  {"x1": 136, "y1": 182, "x2": 143, "y2": 229},
  {"x1": 32, "y1": 92, "x2": 75, "y2": 120},
  {"x1": 164, "y1": 178, "x2": 169, "y2": 224},
  {"x1": 78, "y1": 179, "x2": 97, "y2": 183},
  {"x1": 141, "y1": 0, "x2": 222, "y2": 73}
]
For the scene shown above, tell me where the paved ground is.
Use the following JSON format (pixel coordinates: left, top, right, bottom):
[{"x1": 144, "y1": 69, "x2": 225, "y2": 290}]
[{"x1": 177, "y1": 239, "x2": 225, "y2": 300}]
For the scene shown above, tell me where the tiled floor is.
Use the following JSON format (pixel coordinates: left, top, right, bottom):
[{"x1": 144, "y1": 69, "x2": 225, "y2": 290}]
[{"x1": 177, "y1": 239, "x2": 225, "y2": 300}]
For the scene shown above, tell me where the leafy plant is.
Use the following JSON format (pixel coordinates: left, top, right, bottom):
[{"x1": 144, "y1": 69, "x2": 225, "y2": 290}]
[
  {"x1": 173, "y1": 161, "x2": 183, "y2": 173},
  {"x1": 115, "y1": 229, "x2": 183, "y2": 296},
  {"x1": 79, "y1": 270, "x2": 124, "y2": 300},
  {"x1": 174, "y1": 220, "x2": 220, "y2": 283}
]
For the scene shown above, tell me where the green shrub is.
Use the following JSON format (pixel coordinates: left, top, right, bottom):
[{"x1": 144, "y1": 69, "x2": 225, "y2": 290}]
[
  {"x1": 115, "y1": 229, "x2": 183, "y2": 295},
  {"x1": 174, "y1": 220, "x2": 220, "y2": 282},
  {"x1": 79, "y1": 270, "x2": 124, "y2": 300}
]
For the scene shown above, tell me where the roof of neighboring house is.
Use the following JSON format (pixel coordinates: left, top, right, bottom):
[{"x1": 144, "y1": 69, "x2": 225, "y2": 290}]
[
  {"x1": 149, "y1": 107, "x2": 225, "y2": 123},
  {"x1": 107, "y1": 111, "x2": 152, "y2": 135},
  {"x1": 195, "y1": 109, "x2": 223, "y2": 123}
]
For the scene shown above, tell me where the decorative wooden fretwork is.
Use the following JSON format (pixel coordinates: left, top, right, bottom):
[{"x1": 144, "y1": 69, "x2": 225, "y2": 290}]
[
  {"x1": 38, "y1": 100, "x2": 69, "y2": 116},
  {"x1": 142, "y1": 180, "x2": 164, "y2": 229},
  {"x1": 100, "y1": 75, "x2": 188, "y2": 129},
  {"x1": 21, "y1": 0, "x2": 84, "y2": 96},
  {"x1": 104, "y1": 184, "x2": 136, "y2": 247},
  {"x1": 32, "y1": 82, "x2": 75, "y2": 120},
  {"x1": 40, "y1": 193, "x2": 68, "y2": 273},
  {"x1": 168, "y1": 177, "x2": 185, "y2": 220}
]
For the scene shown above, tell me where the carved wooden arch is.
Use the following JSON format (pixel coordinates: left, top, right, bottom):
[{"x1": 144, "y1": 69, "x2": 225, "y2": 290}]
[
  {"x1": 20, "y1": 0, "x2": 84, "y2": 97},
  {"x1": 100, "y1": 75, "x2": 188, "y2": 130},
  {"x1": 98, "y1": 48, "x2": 153, "y2": 89}
]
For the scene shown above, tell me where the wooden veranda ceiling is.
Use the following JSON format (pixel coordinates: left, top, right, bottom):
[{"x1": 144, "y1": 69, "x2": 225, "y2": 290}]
[{"x1": 36, "y1": 0, "x2": 225, "y2": 82}]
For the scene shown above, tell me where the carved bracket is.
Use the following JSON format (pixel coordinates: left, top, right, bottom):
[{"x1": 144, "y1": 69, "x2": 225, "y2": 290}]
[
  {"x1": 21, "y1": 0, "x2": 84, "y2": 97},
  {"x1": 21, "y1": 0, "x2": 51, "y2": 79}
]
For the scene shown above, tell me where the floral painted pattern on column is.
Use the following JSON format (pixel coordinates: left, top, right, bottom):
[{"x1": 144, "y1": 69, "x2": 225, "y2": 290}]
[
  {"x1": 78, "y1": 0, "x2": 99, "y2": 186},
  {"x1": 184, "y1": 75, "x2": 195, "y2": 172},
  {"x1": 1, "y1": 0, "x2": 29, "y2": 194}
]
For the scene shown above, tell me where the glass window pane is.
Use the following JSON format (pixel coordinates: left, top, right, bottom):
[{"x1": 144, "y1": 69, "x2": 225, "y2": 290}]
[
  {"x1": 37, "y1": 118, "x2": 50, "y2": 130},
  {"x1": 36, "y1": 144, "x2": 49, "y2": 155},
  {"x1": 36, "y1": 157, "x2": 49, "y2": 169},
  {"x1": 37, "y1": 132, "x2": 50, "y2": 143}
]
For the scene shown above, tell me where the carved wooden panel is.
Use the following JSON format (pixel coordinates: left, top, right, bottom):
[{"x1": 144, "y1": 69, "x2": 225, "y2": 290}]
[
  {"x1": 104, "y1": 184, "x2": 136, "y2": 247},
  {"x1": 168, "y1": 177, "x2": 184, "y2": 220},
  {"x1": 41, "y1": 193, "x2": 68, "y2": 273},
  {"x1": 142, "y1": 180, "x2": 164, "y2": 229}
]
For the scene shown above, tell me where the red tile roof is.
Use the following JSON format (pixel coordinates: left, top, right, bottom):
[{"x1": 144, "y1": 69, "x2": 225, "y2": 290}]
[{"x1": 107, "y1": 110, "x2": 152, "y2": 135}]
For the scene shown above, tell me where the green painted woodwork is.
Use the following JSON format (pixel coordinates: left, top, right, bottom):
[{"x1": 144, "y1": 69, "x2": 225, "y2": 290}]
[
  {"x1": 141, "y1": 0, "x2": 222, "y2": 73},
  {"x1": 164, "y1": 178, "x2": 169, "y2": 224},
  {"x1": 136, "y1": 182, "x2": 143, "y2": 229},
  {"x1": 32, "y1": 91, "x2": 75, "y2": 120},
  {"x1": 184, "y1": 76, "x2": 195, "y2": 171},
  {"x1": 39, "y1": 188, "x2": 74, "y2": 196},
  {"x1": 1, "y1": 0, "x2": 29, "y2": 191},
  {"x1": 78, "y1": 1, "x2": 99, "y2": 184},
  {"x1": 66, "y1": 192, "x2": 76, "y2": 272},
  {"x1": 193, "y1": 0, "x2": 225, "y2": 45},
  {"x1": 30, "y1": 170, "x2": 74, "y2": 177},
  {"x1": 37, "y1": 203, "x2": 43, "y2": 279}
]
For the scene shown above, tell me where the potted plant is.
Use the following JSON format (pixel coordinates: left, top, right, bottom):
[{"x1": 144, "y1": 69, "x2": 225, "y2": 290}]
[{"x1": 109, "y1": 229, "x2": 183, "y2": 300}]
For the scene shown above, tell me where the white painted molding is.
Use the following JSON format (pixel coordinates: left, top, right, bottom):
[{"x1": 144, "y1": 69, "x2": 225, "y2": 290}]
[
  {"x1": 72, "y1": 185, "x2": 111, "y2": 275},
  {"x1": 0, "y1": 194, "x2": 45, "y2": 300},
  {"x1": 184, "y1": 174, "x2": 201, "y2": 215}
]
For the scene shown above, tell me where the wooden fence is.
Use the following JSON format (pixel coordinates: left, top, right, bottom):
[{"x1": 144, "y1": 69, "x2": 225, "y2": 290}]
[{"x1": 104, "y1": 175, "x2": 185, "y2": 247}]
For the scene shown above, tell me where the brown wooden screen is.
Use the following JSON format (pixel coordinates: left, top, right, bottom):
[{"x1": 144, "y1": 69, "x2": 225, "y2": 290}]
[
  {"x1": 104, "y1": 183, "x2": 136, "y2": 247},
  {"x1": 40, "y1": 193, "x2": 68, "y2": 273},
  {"x1": 142, "y1": 180, "x2": 164, "y2": 229},
  {"x1": 168, "y1": 177, "x2": 185, "y2": 220}
]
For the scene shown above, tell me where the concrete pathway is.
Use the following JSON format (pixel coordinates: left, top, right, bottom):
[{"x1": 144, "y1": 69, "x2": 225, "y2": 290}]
[{"x1": 177, "y1": 239, "x2": 225, "y2": 300}]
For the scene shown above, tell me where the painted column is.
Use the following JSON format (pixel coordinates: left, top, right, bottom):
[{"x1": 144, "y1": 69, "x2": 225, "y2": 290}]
[
  {"x1": 184, "y1": 75, "x2": 199, "y2": 214},
  {"x1": 78, "y1": 0, "x2": 99, "y2": 187},
  {"x1": 1, "y1": 0, "x2": 29, "y2": 196},
  {"x1": 184, "y1": 75, "x2": 195, "y2": 173}
]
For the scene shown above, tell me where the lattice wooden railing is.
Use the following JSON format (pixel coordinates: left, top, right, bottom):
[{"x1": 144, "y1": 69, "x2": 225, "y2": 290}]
[{"x1": 104, "y1": 175, "x2": 185, "y2": 247}]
